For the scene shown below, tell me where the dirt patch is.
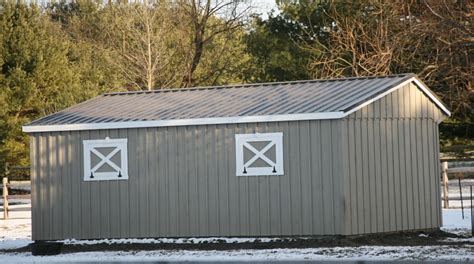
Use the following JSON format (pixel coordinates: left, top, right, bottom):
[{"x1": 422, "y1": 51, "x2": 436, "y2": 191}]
[{"x1": 3, "y1": 229, "x2": 472, "y2": 254}]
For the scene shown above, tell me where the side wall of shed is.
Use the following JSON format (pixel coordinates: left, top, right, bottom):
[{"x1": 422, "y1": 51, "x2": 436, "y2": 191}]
[
  {"x1": 341, "y1": 83, "x2": 445, "y2": 235},
  {"x1": 29, "y1": 120, "x2": 346, "y2": 240}
]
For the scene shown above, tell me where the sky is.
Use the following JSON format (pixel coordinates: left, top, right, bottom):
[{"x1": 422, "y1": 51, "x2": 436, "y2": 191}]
[
  {"x1": 220, "y1": 0, "x2": 280, "y2": 20},
  {"x1": 250, "y1": 0, "x2": 279, "y2": 18}
]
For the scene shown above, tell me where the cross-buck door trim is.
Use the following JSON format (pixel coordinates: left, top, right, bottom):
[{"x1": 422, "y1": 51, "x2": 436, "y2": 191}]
[
  {"x1": 83, "y1": 137, "x2": 128, "y2": 181},
  {"x1": 235, "y1": 132, "x2": 283, "y2": 176}
]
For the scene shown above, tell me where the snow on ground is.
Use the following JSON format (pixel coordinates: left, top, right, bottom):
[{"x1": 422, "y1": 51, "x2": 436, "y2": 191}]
[
  {"x1": 0, "y1": 202, "x2": 31, "y2": 250},
  {"x1": 441, "y1": 208, "x2": 472, "y2": 236},
  {"x1": 440, "y1": 209, "x2": 473, "y2": 243},
  {"x1": 0, "y1": 199, "x2": 473, "y2": 262},
  {"x1": 1, "y1": 181, "x2": 31, "y2": 192},
  {"x1": 61, "y1": 236, "x2": 288, "y2": 245},
  {"x1": 2, "y1": 245, "x2": 474, "y2": 262}
]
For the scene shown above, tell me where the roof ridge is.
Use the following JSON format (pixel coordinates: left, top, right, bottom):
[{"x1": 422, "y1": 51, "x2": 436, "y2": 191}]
[{"x1": 104, "y1": 73, "x2": 415, "y2": 96}]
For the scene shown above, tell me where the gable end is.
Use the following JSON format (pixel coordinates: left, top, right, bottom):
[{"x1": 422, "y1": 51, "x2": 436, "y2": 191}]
[{"x1": 346, "y1": 79, "x2": 448, "y2": 123}]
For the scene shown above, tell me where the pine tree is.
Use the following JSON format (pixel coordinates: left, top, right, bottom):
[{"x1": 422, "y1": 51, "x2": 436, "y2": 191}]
[{"x1": 0, "y1": 2, "x2": 123, "y2": 175}]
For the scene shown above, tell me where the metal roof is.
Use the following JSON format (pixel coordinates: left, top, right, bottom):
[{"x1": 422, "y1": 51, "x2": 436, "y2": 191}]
[{"x1": 23, "y1": 74, "x2": 450, "y2": 132}]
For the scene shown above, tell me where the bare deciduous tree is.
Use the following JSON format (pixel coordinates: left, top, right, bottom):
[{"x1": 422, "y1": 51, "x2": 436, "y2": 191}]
[
  {"x1": 178, "y1": 0, "x2": 250, "y2": 87},
  {"x1": 105, "y1": 1, "x2": 180, "y2": 90},
  {"x1": 306, "y1": 1, "x2": 398, "y2": 78},
  {"x1": 402, "y1": 0, "x2": 472, "y2": 120},
  {"x1": 305, "y1": 0, "x2": 472, "y2": 124}
]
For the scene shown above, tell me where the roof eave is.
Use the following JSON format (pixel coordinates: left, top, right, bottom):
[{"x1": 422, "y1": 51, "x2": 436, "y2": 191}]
[{"x1": 22, "y1": 112, "x2": 346, "y2": 133}]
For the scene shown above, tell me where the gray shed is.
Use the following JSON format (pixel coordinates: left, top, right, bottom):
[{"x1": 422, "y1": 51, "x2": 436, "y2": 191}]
[{"x1": 23, "y1": 74, "x2": 450, "y2": 241}]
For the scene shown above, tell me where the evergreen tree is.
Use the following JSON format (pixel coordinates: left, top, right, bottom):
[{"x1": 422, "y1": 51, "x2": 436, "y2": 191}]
[{"x1": 0, "y1": 2, "x2": 123, "y2": 175}]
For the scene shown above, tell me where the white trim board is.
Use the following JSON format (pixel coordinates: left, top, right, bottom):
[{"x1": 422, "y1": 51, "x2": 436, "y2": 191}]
[
  {"x1": 22, "y1": 112, "x2": 345, "y2": 132},
  {"x1": 22, "y1": 77, "x2": 450, "y2": 133}
]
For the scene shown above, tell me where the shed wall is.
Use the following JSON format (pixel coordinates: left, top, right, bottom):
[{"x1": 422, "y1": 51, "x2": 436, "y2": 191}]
[
  {"x1": 30, "y1": 120, "x2": 346, "y2": 241},
  {"x1": 341, "y1": 83, "x2": 444, "y2": 235}
]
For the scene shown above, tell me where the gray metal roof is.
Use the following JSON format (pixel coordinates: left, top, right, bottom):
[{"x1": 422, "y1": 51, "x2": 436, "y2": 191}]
[{"x1": 23, "y1": 74, "x2": 450, "y2": 132}]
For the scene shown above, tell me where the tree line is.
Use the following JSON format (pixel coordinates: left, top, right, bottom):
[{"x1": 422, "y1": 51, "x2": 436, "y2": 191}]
[{"x1": 0, "y1": 0, "x2": 472, "y2": 174}]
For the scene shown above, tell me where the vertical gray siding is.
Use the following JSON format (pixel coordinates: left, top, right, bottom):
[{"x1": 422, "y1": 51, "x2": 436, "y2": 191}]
[
  {"x1": 341, "y1": 83, "x2": 445, "y2": 235},
  {"x1": 30, "y1": 120, "x2": 346, "y2": 240}
]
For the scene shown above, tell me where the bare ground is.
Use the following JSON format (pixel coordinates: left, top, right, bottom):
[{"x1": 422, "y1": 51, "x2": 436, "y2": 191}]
[{"x1": 2, "y1": 229, "x2": 472, "y2": 254}]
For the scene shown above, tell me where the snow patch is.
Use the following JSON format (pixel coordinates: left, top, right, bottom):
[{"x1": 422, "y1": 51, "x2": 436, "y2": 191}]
[
  {"x1": 441, "y1": 208, "x2": 472, "y2": 235},
  {"x1": 61, "y1": 237, "x2": 296, "y2": 245},
  {"x1": 441, "y1": 237, "x2": 474, "y2": 243},
  {"x1": 1, "y1": 246, "x2": 473, "y2": 262}
]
